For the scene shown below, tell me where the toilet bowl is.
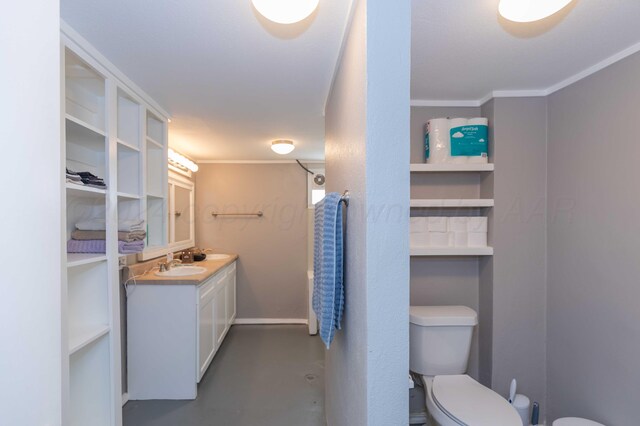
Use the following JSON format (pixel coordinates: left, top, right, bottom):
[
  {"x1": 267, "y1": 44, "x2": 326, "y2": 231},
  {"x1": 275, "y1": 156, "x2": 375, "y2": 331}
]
[
  {"x1": 410, "y1": 306, "x2": 521, "y2": 426},
  {"x1": 553, "y1": 418, "x2": 605, "y2": 426}
]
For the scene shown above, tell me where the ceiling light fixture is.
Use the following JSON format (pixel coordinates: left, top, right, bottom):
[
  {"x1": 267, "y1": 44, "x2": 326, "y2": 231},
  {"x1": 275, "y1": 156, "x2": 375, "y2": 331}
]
[
  {"x1": 271, "y1": 140, "x2": 295, "y2": 155},
  {"x1": 168, "y1": 148, "x2": 199, "y2": 173},
  {"x1": 498, "y1": 0, "x2": 573, "y2": 23},
  {"x1": 251, "y1": 0, "x2": 320, "y2": 24}
]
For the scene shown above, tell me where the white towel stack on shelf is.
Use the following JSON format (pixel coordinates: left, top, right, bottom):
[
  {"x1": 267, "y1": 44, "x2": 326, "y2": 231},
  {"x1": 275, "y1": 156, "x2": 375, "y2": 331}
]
[
  {"x1": 410, "y1": 217, "x2": 488, "y2": 248},
  {"x1": 425, "y1": 117, "x2": 489, "y2": 164}
]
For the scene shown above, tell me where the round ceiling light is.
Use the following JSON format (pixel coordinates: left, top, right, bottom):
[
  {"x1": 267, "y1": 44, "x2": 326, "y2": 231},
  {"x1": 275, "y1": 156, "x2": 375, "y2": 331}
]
[
  {"x1": 252, "y1": 0, "x2": 320, "y2": 24},
  {"x1": 498, "y1": 0, "x2": 574, "y2": 23},
  {"x1": 271, "y1": 139, "x2": 295, "y2": 155}
]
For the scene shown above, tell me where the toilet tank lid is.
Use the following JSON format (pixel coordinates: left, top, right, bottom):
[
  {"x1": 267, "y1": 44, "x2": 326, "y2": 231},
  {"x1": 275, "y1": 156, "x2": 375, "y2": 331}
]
[{"x1": 410, "y1": 306, "x2": 478, "y2": 326}]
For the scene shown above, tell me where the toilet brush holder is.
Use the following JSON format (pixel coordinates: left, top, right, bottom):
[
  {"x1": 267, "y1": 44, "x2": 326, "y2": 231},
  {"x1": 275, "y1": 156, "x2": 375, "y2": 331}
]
[{"x1": 513, "y1": 394, "x2": 530, "y2": 426}]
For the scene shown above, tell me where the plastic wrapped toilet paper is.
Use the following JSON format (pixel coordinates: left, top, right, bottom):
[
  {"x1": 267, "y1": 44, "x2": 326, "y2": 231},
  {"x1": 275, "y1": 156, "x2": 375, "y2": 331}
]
[
  {"x1": 425, "y1": 119, "x2": 451, "y2": 164},
  {"x1": 453, "y1": 232, "x2": 468, "y2": 247},
  {"x1": 410, "y1": 232, "x2": 430, "y2": 248},
  {"x1": 410, "y1": 217, "x2": 430, "y2": 248},
  {"x1": 429, "y1": 232, "x2": 450, "y2": 247},
  {"x1": 468, "y1": 117, "x2": 489, "y2": 164},
  {"x1": 449, "y1": 118, "x2": 469, "y2": 164},
  {"x1": 467, "y1": 217, "x2": 488, "y2": 232},
  {"x1": 468, "y1": 232, "x2": 487, "y2": 247},
  {"x1": 427, "y1": 217, "x2": 448, "y2": 233},
  {"x1": 448, "y1": 217, "x2": 468, "y2": 232}
]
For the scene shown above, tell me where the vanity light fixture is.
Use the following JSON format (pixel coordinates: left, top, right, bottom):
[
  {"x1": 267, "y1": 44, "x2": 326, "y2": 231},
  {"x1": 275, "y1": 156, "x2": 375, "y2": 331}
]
[
  {"x1": 271, "y1": 139, "x2": 295, "y2": 155},
  {"x1": 498, "y1": 0, "x2": 573, "y2": 22},
  {"x1": 252, "y1": 0, "x2": 320, "y2": 24},
  {"x1": 168, "y1": 148, "x2": 199, "y2": 173}
]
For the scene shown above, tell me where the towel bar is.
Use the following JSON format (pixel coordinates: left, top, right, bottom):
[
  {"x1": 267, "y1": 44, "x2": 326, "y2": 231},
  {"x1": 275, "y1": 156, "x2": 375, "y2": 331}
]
[
  {"x1": 211, "y1": 211, "x2": 264, "y2": 217},
  {"x1": 340, "y1": 190, "x2": 350, "y2": 207}
]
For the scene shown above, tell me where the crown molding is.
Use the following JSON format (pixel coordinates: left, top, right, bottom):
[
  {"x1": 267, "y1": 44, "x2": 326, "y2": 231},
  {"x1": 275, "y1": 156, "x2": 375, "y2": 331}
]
[{"x1": 411, "y1": 38, "x2": 640, "y2": 107}]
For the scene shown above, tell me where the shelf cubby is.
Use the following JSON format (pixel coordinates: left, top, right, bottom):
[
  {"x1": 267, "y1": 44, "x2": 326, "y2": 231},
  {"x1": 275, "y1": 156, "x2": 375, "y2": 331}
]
[
  {"x1": 66, "y1": 190, "x2": 106, "y2": 242},
  {"x1": 65, "y1": 49, "x2": 106, "y2": 133},
  {"x1": 69, "y1": 335, "x2": 112, "y2": 426},
  {"x1": 68, "y1": 261, "x2": 109, "y2": 348},
  {"x1": 146, "y1": 112, "x2": 164, "y2": 143},
  {"x1": 66, "y1": 117, "x2": 107, "y2": 181},
  {"x1": 117, "y1": 91, "x2": 141, "y2": 150},
  {"x1": 146, "y1": 142, "x2": 165, "y2": 197},
  {"x1": 146, "y1": 195, "x2": 167, "y2": 248},
  {"x1": 117, "y1": 144, "x2": 141, "y2": 196}
]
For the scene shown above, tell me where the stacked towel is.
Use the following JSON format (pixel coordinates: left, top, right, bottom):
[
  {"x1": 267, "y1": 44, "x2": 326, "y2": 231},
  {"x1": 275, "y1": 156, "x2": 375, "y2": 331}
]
[
  {"x1": 66, "y1": 168, "x2": 107, "y2": 189},
  {"x1": 312, "y1": 192, "x2": 345, "y2": 349},
  {"x1": 68, "y1": 218, "x2": 146, "y2": 254}
]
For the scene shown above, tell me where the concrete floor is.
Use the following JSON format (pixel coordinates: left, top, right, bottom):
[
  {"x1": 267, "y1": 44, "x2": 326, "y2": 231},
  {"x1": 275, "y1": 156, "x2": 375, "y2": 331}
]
[{"x1": 123, "y1": 325, "x2": 326, "y2": 426}]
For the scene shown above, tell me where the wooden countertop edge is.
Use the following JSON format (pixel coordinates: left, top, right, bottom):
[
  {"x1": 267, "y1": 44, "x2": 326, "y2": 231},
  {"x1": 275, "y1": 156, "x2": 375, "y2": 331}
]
[{"x1": 134, "y1": 254, "x2": 238, "y2": 286}]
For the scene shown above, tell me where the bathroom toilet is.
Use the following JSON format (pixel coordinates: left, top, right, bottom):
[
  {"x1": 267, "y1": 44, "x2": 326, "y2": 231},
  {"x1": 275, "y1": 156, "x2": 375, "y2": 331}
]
[
  {"x1": 410, "y1": 306, "x2": 521, "y2": 426},
  {"x1": 553, "y1": 418, "x2": 604, "y2": 426}
]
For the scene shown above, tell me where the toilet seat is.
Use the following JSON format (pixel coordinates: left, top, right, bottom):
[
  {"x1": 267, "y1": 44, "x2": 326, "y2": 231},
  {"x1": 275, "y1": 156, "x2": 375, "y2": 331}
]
[
  {"x1": 553, "y1": 418, "x2": 605, "y2": 426},
  {"x1": 431, "y1": 375, "x2": 522, "y2": 426}
]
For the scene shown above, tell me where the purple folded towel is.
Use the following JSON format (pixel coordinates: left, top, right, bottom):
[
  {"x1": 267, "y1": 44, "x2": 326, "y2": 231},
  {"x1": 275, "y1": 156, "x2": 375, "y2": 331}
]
[
  {"x1": 118, "y1": 240, "x2": 145, "y2": 254},
  {"x1": 67, "y1": 239, "x2": 144, "y2": 254},
  {"x1": 67, "y1": 239, "x2": 106, "y2": 253}
]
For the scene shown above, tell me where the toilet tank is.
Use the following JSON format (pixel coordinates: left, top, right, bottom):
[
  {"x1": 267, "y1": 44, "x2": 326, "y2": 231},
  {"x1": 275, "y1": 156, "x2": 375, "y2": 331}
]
[{"x1": 409, "y1": 306, "x2": 478, "y2": 376}]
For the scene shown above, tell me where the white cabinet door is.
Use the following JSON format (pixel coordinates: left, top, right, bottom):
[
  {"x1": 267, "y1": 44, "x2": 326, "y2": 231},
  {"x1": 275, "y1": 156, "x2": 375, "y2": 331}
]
[
  {"x1": 226, "y1": 264, "x2": 236, "y2": 324},
  {"x1": 214, "y1": 276, "x2": 227, "y2": 349},
  {"x1": 197, "y1": 279, "x2": 216, "y2": 382}
]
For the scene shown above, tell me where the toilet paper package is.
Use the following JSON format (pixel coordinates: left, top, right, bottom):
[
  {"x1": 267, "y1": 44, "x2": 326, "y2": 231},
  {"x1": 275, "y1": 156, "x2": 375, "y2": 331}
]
[
  {"x1": 453, "y1": 232, "x2": 468, "y2": 247},
  {"x1": 468, "y1": 232, "x2": 488, "y2": 247},
  {"x1": 448, "y1": 217, "x2": 468, "y2": 232},
  {"x1": 410, "y1": 232, "x2": 430, "y2": 248},
  {"x1": 425, "y1": 119, "x2": 450, "y2": 164},
  {"x1": 425, "y1": 117, "x2": 489, "y2": 164},
  {"x1": 450, "y1": 117, "x2": 489, "y2": 163},
  {"x1": 410, "y1": 217, "x2": 429, "y2": 234},
  {"x1": 427, "y1": 217, "x2": 448, "y2": 233},
  {"x1": 429, "y1": 232, "x2": 450, "y2": 247},
  {"x1": 467, "y1": 217, "x2": 488, "y2": 233}
]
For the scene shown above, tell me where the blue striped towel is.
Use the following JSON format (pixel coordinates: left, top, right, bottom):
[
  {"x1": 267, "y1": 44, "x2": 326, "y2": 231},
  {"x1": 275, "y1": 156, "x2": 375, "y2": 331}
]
[{"x1": 313, "y1": 192, "x2": 344, "y2": 349}]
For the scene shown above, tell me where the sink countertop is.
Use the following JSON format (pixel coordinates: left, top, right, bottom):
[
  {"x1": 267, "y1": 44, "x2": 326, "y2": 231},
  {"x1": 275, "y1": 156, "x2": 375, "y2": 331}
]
[{"x1": 131, "y1": 254, "x2": 238, "y2": 286}]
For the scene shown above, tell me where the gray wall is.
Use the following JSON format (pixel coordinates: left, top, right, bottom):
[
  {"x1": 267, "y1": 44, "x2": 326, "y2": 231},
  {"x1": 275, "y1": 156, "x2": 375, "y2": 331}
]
[
  {"x1": 546, "y1": 51, "x2": 640, "y2": 425},
  {"x1": 481, "y1": 97, "x2": 549, "y2": 416},
  {"x1": 195, "y1": 163, "x2": 308, "y2": 320},
  {"x1": 324, "y1": 0, "x2": 411, "y2": 423}
]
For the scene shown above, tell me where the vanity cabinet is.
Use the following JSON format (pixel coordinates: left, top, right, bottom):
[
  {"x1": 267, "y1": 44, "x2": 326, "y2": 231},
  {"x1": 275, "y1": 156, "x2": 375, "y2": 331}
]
[{"x1": 128, "y1": 260, "x2": 237, "y2": 400}]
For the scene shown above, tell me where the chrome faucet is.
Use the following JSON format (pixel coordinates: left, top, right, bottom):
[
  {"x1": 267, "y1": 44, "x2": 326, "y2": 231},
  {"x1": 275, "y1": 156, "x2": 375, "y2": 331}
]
[{"x1": 158, "y1": 259, "x2": 182, "y2": 272}]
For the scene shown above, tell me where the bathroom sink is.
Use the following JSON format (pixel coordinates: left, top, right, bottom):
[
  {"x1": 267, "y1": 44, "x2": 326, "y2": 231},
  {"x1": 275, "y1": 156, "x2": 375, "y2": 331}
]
[
  {"x1": 206, "y1": 254, "x2": 230, "y2": 261},
  {"x1": 155, "y1": 266, "x2": 207, "y2": 277}
]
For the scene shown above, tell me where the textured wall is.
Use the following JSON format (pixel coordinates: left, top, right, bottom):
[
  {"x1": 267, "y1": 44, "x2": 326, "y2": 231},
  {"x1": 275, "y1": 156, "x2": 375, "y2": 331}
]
[
  {"x1": 324, "y1": 0, "x2": 411, "y2": 423},
  {"x1": 195, "y1": 163, "x2": 308, "y2": 320},
  {"x1": 546, "y1": 51, "x2": 640, "y2": 425}
]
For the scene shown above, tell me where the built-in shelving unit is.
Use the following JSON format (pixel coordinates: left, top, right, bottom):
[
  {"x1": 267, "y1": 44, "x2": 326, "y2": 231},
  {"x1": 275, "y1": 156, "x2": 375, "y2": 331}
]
[{"x1": 62, "y1": 25, "x2": 170, "y2": 425}]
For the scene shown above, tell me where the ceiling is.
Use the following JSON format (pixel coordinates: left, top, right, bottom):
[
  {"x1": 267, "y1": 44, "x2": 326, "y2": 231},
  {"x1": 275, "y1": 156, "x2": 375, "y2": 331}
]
[
  {"x1": 411, "y1": 0, "x2": 640, "y2": 101},
  {"x1": 62, "y1": 0, "x2": 640, "y2": 160},
  {"x1": 61, "y1": 0, "x2": 352, "y2": 161}
]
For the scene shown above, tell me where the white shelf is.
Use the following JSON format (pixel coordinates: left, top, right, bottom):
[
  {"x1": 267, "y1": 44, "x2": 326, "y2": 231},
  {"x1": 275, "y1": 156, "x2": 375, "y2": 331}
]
[
  {"x1": 117, "y1": 192, "x2": 141, "y2": 200},
  {"x1": 66, "y1": 183, "x2": 107, "y2": 198},
  {"x1": 67, "y1": 253, "x2": 108, "y2": 268},
  {"x1": 69, "y1": 325, "x2": 110, "y2": 355},
  {"x1": 117, "y1": 138, "x2": 140, "y2": 152},
  {"x1": 410, "y1": 163, "x2": 494, "y2": 172},
  {"x1": 65, "y1": 114, "x2": 106, "y2": 137},
  {"x1": 146, "y1": 192, "x2": 164, "y2": 199},
  {"x1": 410, "y1": 199, "x2": 494, "y2": 208},
  {"x1": 410, "y1": 247, "x2": 494, "y2": 256},
  {"x1": 146, "y1": 136, "x2": 163, "y2": 148}
]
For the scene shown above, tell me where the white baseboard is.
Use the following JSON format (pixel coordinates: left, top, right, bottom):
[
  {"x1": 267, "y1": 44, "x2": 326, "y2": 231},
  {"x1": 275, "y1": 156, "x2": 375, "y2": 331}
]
[
  {"x1": 233, "y1": 318, "x2": 309, "y2": 325},
  {"x1": 122, "y1": 392, "x2": 129, "y2": 406}
]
